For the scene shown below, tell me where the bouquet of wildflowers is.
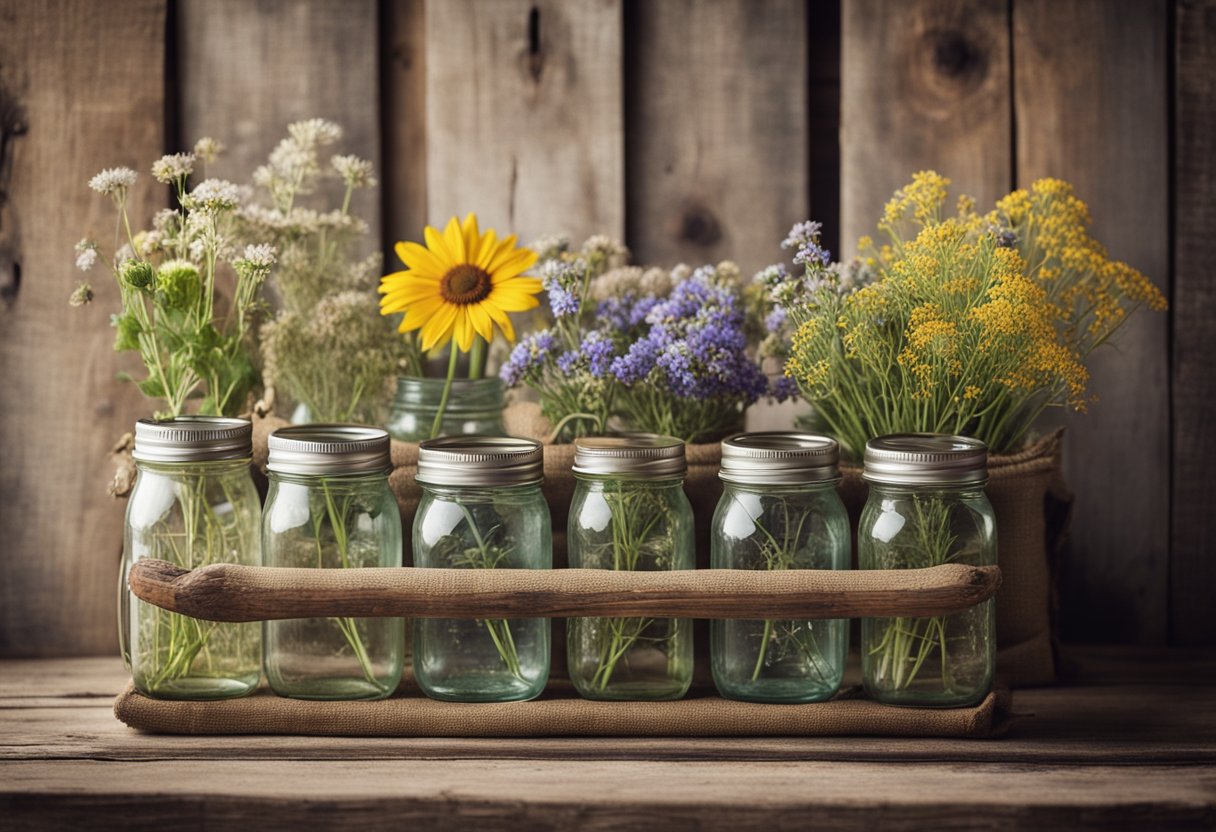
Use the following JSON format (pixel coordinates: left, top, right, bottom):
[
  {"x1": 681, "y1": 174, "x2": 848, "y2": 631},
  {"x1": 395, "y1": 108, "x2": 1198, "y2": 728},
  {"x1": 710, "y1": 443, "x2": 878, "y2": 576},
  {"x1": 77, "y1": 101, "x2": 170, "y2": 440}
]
[
  {"x1": 245, "y1": 119, "x2": 398, "y2": 424},
  {"x1": 774, "y1": 172, "x2": 1167, "y2": 456},
  {"x1": 501, "y1": 236, "x2": 777, "y2": 443},
  {"x1": 72, "y1": 141, "x2": 275, "y2": 418}
]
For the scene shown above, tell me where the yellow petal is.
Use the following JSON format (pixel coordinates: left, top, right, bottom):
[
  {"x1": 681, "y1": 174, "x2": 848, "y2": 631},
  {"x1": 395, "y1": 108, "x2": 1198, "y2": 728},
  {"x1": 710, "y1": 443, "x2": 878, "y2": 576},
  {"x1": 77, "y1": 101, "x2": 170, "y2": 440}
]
[
  {"x1": 489, "y1": 248, "x2": 538, "y2": 281},
  {"x1": 420, "y1": 303, "x2": 458, "y2": 351},
  {"x1": 497, "y1": 275, "x2": 543, "y2": 294},
  {"x1": 395, "y1": 241, "x2": 450, "y2": 275},
  {"x1": 443, "y1": 216, "x2": 467, "y2": 263},
  {"x1": 454, "y1": 311, "x2": 475, "y2": 352},
  {"x1": 488, "y1": 288, "x2": 541, "y2": 312},
  {"x1": 401, "y1": 296, "x2": 444, "y2": 329},
  {"x1": 461, "y1": 213, "x2": 481, "y2": 263},
  {"x1": 474, "y1": 229, "x2": 499, "y2": 270},
  {"x1": 425, "y1": 224, "x2": 457, "y2": 266},
  {"x1": 483, "y1": 302, "x2": 516, "y2": 342},
  {"x1": 468, "y1": 304, "x2": 494, "y2": 343}
]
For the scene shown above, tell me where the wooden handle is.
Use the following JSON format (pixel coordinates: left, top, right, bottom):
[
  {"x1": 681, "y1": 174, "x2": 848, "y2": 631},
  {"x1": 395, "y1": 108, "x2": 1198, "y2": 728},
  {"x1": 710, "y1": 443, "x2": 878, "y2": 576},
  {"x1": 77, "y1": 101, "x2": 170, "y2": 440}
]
[{"x1": 128, "y1": 561, "x2": 1000, "y2": 622}]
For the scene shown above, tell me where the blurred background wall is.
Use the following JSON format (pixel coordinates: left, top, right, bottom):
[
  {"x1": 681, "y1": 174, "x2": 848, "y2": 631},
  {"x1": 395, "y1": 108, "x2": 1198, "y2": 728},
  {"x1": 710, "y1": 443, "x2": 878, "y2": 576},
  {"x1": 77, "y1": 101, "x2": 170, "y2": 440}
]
[{"x1": 0, "y1": 0, "x2": 1211, "y2": 655}]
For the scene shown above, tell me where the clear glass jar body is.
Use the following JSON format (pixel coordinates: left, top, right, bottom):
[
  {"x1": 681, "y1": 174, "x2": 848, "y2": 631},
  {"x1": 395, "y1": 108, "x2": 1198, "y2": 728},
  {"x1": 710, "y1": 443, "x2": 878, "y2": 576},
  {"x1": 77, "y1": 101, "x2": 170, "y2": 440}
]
[
  {"x1": 386, "y1": 377, "x2": 506, "y2": 441},
  {"x1": 413, "y1": 483, "x2": 551, "y2": 702},
  {"x1": 120, "y1": 459, "x2": 262, "y2": 699},
  {"x1": 859, "y1": 482, "x2": 996, "y2": 706},
  {"x1": 567, "y1": 475, "x2": 695, "y2": 700},
  {"x1": 263, "y1": 471, "x2": 404, "y2": 700},
  {"x1": 710, "y1": 482, "x2": 849, "y2": 703}
]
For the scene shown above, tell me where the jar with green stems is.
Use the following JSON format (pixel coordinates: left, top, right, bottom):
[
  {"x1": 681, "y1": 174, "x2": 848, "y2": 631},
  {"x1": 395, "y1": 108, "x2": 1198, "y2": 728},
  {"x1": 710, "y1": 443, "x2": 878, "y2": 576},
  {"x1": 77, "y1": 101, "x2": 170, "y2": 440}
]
[
  {"x1": 120, "y1": 417, "x2": 262, "y2": 700},
  {"x1": 412, "y1": 436, "x2": 551, "y2": 702},
  {"x1": 386, "y1": 377, "x2": 506, "y2": 441},
  {"x1": 710, "y1": 432, "x2": 849, "y2": 704},
  {"x1": 860, "y1": 434, "x2": 996, "y2": 707},
  {"x1": 566, "y1": 436, "x2": 695, "y2": 701},
  {"x1": 263, "y1": 425, "x2": 404, "y2": 700}
]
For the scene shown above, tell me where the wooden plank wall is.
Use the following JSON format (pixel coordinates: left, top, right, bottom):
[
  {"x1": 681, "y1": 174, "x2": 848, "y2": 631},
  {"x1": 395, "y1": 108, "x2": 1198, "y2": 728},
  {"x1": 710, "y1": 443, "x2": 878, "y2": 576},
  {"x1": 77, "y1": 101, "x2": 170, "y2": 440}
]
[{"x1": 0, "y1": 0, "x2": 1211, "y2": 654}]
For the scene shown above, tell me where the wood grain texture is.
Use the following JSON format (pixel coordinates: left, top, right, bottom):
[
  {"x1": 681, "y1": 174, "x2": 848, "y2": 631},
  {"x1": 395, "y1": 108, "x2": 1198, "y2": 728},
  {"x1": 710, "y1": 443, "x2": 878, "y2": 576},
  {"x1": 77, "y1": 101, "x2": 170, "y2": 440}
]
[
  {"x1": 176, "y1": 0, "x2": 381, "y2": 251},
  {"x1": 381, "y1": 0, "x2": 427, "y2": 248},
  {"x1": 1013, "y1": 0, "x2": 1171, "y2": 643},
  {"x1": 0, "y1": 0, "x2": 164, "y2": 656},
  {"x1": 424, "y1": 0, "x2": 623, "y2": 245},
  {"x1": 840, "y1": 0, "x2": 1011, "y2": 254},
  {"x1": 127, "y1": 561, "x2": 1000, "y2": 621},
  {"x1": 1171, "y1": 0, "x2": 1216, "y2": 646},
  {"x1": 625, "y1": 0, "x2": 807, "y2": 275}
]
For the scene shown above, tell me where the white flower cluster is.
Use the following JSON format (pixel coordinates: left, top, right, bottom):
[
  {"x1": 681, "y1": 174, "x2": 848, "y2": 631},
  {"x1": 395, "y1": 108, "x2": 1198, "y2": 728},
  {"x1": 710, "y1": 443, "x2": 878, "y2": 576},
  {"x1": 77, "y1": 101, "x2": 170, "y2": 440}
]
[
  {"x1": 88, "y1": 167, "x2": 137, "y2": 196},
  {"x1": 288, "y1": 118, "x2": 343, "y2": 147},
  {"x1": 331, "y1": 154, "x2": 376, "y2": 189},
  {"x1": 192, "y1": 137, "x2": 224, "y2": 163},
  {"x1": 581, "y1": 234, "x2": 629, "y2": 269},
  {"x1": 74, "y1": 238, "x2": 98, "y2": 271},
  {"x1": 589, "y1": 265, "x2": 676, "y2": 302},
  {"x1": 188, "y1": 178, "x2": 241, "y2": 212},
  {"x1": 239, "y1": 243, "x2": 277, "y2": 269},
  {"x1": 151, "y1": 153, "x2": 195, "y2": 185}
]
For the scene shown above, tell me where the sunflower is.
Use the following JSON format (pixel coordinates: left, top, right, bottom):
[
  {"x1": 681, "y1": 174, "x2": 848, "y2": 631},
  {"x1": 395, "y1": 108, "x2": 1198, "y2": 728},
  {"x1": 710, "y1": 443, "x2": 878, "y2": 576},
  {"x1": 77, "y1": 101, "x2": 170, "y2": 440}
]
[{"x1": 379, "y1": 213, "x2": 541, "y2": 352}]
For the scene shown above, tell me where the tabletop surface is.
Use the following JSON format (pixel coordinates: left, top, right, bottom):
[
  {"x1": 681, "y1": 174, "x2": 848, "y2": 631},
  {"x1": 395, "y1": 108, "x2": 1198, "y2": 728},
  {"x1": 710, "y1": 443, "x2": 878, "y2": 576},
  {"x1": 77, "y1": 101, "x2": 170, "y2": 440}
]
[{"x1": 2, "y1": 648, "x2": 1214, "y2": 830}]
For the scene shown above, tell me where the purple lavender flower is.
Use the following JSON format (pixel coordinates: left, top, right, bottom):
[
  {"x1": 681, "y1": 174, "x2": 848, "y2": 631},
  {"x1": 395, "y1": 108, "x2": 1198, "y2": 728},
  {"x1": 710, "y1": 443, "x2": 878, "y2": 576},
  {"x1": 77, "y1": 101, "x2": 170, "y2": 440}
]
[
  {"x1": 765, "y1": 306, "x2": 788, "y2": 332},
  {"x1": 793, "y1": 242, "x2": 831, "y2": 267},
  {"x1": 556, "y1": 350, "x2": 579, "y2": 374},
  {"x1": 548, "y1": 284, "x2": 580, "y2": 318},
  {"x1": 769, "y1": 375, "x2": 799, "y2": 403},
  {"x1": 500, "y1": 329, "x2": 558, "y2": 387},
  {"x1": 580, "y1": 330, "x2": 617, "y2": 378},
  {"x1": 781, "y1": 221, "x2": 823, "y2": 252}
]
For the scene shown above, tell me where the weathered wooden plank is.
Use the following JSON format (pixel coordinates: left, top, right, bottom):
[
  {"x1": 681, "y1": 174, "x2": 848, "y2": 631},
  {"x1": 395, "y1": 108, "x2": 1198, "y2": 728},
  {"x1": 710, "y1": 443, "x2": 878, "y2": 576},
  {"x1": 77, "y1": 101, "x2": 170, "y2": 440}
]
[
  {"x1": 127, "y1": 561, "x2": 1000, "y2": 622},
  {"x1": 840, "y1": 0, "x2": 1011, "y2": 254},
  {"x1": 1013, "y1": 0, "x2": 1171, "y2": 644},
  {"x1": 1171, "y1": 0, "x2": 1216, "y2": 646},
  {"x1": 424, "y1": 0, "x2": 623, "y2": 245},
  {"x1": 176, "y1": 0, "x2": 381, "y2": 250},
  {"x1": 625, "y1": 0, "x2": 807, "y2": 275},
  {"x1": 2, "y1": 759, "x2": 1213, "y2": 829},
  {"x1": 381, "y1": 0, "x2": 428, "y2": 247},
  {"x1": 0, "y1": 0, "x2": 164, "y2": 657}
]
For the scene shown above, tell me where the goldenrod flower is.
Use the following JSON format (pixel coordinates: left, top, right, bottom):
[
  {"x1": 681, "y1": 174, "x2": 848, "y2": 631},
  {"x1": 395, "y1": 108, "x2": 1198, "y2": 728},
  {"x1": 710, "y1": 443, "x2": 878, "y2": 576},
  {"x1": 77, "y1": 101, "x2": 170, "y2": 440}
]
[{"x1": 379, "y1": 213, "x2": 541, "y2": 352}]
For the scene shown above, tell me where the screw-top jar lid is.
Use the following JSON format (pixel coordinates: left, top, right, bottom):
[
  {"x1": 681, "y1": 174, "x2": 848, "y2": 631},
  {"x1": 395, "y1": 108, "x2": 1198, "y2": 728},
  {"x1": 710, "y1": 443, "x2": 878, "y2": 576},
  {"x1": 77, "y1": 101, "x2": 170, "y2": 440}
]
[
  {"x1": 133, "y1": 416, "x2": 252, "y2": 463},
  {"x1": 572, "y1": 435, "x2": 687, "y2": 479},
  {"x1": 267, "y1": 424, "x2": 391, "y2": 476},
  {"x1": 415, "y1": 435, "x2": 543, "y2": 487},
  {"x1": 863, "y1": 433, "x2": 988, "y2": 485},
  {"x1": 719, "y1": 432, "x2": 840, "y2": 485}
]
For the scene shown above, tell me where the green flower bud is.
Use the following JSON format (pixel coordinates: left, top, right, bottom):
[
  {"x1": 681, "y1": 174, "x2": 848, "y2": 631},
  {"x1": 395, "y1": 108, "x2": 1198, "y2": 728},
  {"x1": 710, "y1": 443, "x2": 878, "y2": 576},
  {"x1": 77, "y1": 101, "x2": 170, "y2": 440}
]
[
  {"x1": 120, "y1": 259, "x2": 155, "y2": 291},
  {"x1": 112, "y1": 312, "x2": 141, "y2": 352},
  {"x1": 155, "y1": 259, "x2": 202, "y2": 310}
]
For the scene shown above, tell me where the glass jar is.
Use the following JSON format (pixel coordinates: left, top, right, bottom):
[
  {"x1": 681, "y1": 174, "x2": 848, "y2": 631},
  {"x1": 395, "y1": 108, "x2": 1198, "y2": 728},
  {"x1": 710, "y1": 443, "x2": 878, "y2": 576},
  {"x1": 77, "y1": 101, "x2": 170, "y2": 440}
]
[
  {"x1": 412, "y1": 436, "x2": 551, "y2": 702},
  {"x1": 386, "y1": 377, "x2": 506, "y2": 441},
  {"x1": 120, "y1": 417, "x2": 261, "y2": 699},
  {"x1": 263, "y1": 425, "x2": 404, "y2": 700},
  {"x1": 567, "y1": 436, "x2": 695, "y2": 700},
  {"x1": 859, "y1": 434, "x2": 996, "y2": 707},
  {"x1": 710, "y1": 432, "x2": 849, "y2": 703}
]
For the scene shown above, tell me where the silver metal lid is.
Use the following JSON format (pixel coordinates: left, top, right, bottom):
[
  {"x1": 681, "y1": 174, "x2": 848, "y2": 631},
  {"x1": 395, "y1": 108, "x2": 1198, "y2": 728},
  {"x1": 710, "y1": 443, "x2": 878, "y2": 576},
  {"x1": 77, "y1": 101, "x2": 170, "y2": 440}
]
[
  {"x1": 132, "y1": 417, "x2": 252, "y2": 463},
  {"x1": 267, "y1": 424, "x2": 391, "y2": 476},
  {"x1": 415, "y1": 436, "x2": 543, "y2": 487},
  {"x1": 863, "y1": 433, "x2": 988, "y2": 485},
  {"x1": 572, "y1": 435, "x2": 686, "y2": 479},
  {"x1": 719, "y1": 432, "x2": 840, "y2": 485}
]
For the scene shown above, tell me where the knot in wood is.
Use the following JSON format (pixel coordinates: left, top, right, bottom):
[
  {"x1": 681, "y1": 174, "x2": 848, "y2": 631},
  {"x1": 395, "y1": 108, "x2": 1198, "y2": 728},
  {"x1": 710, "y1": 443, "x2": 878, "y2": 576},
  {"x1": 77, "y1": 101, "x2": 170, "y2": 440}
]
[{"x1": 678, "y1": 204, "x2": 722, "y2": 248}]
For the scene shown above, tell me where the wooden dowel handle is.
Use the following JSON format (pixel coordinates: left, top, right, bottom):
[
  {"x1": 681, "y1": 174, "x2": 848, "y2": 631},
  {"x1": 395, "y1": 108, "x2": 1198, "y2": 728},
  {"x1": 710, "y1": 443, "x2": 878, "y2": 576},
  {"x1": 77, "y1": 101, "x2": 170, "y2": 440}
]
[{"x1": 128, "y1": 561, "x2": 1000, "y2": 622}]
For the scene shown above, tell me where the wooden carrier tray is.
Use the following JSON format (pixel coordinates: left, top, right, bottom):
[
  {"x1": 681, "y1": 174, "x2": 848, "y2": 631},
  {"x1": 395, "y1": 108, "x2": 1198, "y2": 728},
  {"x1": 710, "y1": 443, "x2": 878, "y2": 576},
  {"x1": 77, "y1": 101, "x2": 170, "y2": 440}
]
[{"x1": 117, "y1": 562, "x2": 1010, "y2": 739}]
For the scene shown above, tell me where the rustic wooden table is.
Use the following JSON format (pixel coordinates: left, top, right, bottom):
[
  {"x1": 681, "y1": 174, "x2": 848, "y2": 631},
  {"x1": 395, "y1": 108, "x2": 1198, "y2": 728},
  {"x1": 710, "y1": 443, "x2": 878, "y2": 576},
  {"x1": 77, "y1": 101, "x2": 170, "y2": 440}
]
[{"x1": 2, "y1": 648, "x2": 1213, "y2": 829}]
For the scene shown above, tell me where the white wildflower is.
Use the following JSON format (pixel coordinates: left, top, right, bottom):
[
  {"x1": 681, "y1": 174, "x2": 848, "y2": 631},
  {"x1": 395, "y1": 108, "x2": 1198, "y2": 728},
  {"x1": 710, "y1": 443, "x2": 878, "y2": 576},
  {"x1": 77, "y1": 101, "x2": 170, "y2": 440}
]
[
  {"x1": 192, "y1": 137, "x2": 224, "y2": 163},
  {"x1": 639, "y1": 266, "x2": 674, "y2": 297},
  {"x1": 529, "y1": 234, "x2": 570, "y2": 261},
  {"x1": 239, "y1": 243, "x2": 277, "y2": 269},
  {"x1": 151, "y1": 152, "x2": 195, "y2": 184},
  {"x1": 188, "y1": 238, "x2": 206, "y2": 262},
  {"x1": 152, "y1": 208, "x2": 178, "y2": 232},
  {"x1": 712, "y1": 260, "x2": 742, "y2": 287},
  {"x1": 331, "y1": 154, "x2": 376, "y2": 188},
  {"x1": 288, "y1": 118, "x2": 343, "y2": 147},
  {"x1": 88, "y1": 167, "x2": 137, "y2": 196},
  {"x1": 68, "y1": 282, "x2": 94, "y2": 307},
  {"x1": 581, "y1": 234, "x2": 629, "y2": 268},
  {"x1": 670, "y1": 263, "x2": 693, "y2": 283},
  {"x1": 115, "y1": 243, "x2": 135, "y2": 265},
  {"x1": 188, "y1": 178, "x2": 240, "y2": 212},
  {"x1": 74, "y1": 239, "x2": 98, "y2": 272}
]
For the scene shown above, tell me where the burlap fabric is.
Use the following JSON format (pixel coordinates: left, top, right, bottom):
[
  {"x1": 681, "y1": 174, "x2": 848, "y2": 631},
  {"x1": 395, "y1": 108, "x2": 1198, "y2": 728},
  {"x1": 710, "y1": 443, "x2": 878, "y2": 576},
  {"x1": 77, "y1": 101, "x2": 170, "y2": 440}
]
[{"x1": 114, "y1": 683, "x2": 1011, "y2": 738}]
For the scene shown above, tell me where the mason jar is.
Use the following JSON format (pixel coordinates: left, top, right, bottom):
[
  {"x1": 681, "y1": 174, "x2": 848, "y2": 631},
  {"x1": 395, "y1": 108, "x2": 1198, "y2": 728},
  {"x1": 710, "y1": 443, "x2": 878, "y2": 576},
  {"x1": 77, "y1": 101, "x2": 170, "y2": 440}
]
[
  {"x1": 412, "y1": 436, "x2": 551, "y2": 702},
  {"x1": 859, "y1": 434, "x2": 996, "y2": 707},
  {"x1": 386, "y1": 377, "x2": 506, "y2": 442},
  {"x1": 120, "y1": 417, "x2": 261, "y2": 699},
  {"x1": 710, "y1": 432, "x2": 849, "y2": 703},
  {"x1": 567, "y1": 436, "x2": 695, "y2": 700},
  {"x1": 263, "y1": 425, "x2": 403, "y2": 700}
]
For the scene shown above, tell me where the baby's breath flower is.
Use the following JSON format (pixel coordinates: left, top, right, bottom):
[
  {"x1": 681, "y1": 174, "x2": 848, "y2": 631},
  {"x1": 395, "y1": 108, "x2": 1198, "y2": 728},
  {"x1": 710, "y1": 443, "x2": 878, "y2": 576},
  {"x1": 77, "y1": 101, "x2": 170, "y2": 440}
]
[
  {"x1": 151, "y1": 152, "x2": 195, "y2": 184},
  {"x1": 238, "y1": 243, "x2": 277, "y2": 269},
  {"x1": 192, "y1": 137, "x2": 224, "y2": 163},
  {"x1": 187, "y1": 178, "x2": 240, "y2": 212},
  {"x1": 288, "y1": 118, "x2": 343, "y2": 147},
  {"x1": 74, "y1": 239, "x2": 98, "y2": 271},
  {"x1": 68, "y1": 282, "x2": 94, "y2": 307},
  {"x1": 530, "y1": 234, "x2": 570, "y2": 262},
  {"x1": 88, "y1": 167, "x2": 137, "y2": 197},
  {"x1": 331, "y1": 154, "x2": 376, "y2": 188}
]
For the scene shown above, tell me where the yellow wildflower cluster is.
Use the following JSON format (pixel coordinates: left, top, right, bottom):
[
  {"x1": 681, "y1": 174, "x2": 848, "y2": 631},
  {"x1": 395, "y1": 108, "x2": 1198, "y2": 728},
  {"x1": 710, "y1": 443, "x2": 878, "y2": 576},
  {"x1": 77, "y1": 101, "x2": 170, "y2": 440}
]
[{"x1": 783, "y1": 172, "x2": 1166, "y2": 455}]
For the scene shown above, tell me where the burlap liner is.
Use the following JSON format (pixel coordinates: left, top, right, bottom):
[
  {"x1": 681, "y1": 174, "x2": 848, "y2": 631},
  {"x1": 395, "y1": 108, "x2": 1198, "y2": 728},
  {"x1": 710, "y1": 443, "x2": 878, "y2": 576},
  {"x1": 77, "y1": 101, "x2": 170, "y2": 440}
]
[
  {"x1": 113, "y1": 683, "x2": 1012, "y2": 739},
  {"x1": 251, "y1": 405, "x2": 1069, "y2": 688}
]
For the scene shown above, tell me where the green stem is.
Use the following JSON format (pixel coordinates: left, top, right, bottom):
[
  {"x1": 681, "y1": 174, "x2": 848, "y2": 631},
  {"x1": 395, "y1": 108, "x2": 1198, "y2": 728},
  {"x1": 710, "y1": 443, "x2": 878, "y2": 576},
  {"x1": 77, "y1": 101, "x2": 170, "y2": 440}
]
[
  {"x1": 430, "y1": 345, "x2": 461, "y2": 439},
  {"x1": 467, "y1": 336, "x2": 486, "y2": 380}
]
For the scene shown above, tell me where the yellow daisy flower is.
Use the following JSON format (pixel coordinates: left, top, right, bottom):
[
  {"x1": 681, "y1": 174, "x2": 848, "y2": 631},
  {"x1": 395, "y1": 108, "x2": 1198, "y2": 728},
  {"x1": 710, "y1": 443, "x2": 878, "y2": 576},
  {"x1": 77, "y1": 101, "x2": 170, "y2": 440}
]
[{"x1": 379, "y1": 213, "x2": 541, "y2": 352}]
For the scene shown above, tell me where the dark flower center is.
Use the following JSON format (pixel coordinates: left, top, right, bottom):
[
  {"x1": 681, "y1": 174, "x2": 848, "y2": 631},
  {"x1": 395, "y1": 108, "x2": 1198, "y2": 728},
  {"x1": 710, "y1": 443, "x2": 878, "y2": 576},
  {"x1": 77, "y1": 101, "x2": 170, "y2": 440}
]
[{"x1": 441, "y1": 264, "x2": 492, "y2": 305}]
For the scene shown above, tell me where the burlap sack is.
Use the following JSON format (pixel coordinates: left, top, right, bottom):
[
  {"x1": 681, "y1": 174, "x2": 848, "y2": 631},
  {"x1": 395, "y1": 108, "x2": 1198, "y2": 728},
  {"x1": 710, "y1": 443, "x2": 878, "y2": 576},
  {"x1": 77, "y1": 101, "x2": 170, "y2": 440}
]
[{"x1": 839, "y1": 430, "x2": 1070, "y2": 686}]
